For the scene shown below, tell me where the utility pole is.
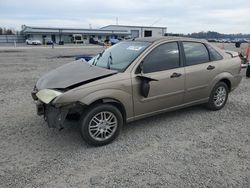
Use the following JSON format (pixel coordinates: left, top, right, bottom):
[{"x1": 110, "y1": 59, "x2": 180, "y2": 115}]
[{"x1": 116, "y1": 17, "x2": 118, "y2": 25}]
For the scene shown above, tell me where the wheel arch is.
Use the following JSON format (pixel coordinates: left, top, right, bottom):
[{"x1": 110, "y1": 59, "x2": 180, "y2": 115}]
[
  {"x1": 210, "y1": 72, "x2": 233, "y2": 94},
  {"x1": 219, "y1": 78, "x2": 231, "y2": 91},
  {"x1": 86, "y1": 98, "x2": 127, "y2": 123},
  {"x1": 79, "y1": 89, "x2": 133, "y2": 122}
]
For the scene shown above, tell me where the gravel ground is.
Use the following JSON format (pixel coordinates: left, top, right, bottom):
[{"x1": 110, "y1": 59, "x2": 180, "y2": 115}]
[{"x1": 0, "y1": 45, "x2": 249, "y2": 188}]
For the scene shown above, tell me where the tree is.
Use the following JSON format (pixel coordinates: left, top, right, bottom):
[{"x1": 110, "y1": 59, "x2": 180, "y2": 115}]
[
  {"x1": 0, "y1": 27, "x2": 2, "y2": 35},
  {"x1": 6, "y1": 29, "x2": 13, "y2": 35}
]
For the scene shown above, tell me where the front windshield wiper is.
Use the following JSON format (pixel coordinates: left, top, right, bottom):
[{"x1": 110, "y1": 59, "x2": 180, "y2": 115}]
[
  {"x1": 107, "y1": 52, "x2": 113, "y2": 69},
  {"x1": 92, "y1": 50, "x2": 105, "y2": 66},
  {"x1": 91, "y1": 57, "x2": 96, "y2": 66}
]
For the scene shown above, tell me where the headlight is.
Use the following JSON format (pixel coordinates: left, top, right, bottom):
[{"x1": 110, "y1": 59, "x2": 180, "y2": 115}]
[{"x1": 36, "y1": 89, "x2": 63, "y2": 104}]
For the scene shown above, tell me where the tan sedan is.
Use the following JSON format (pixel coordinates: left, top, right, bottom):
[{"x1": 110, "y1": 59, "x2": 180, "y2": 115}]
[{"x1": 31, "y1": 37, "x2": 242, "y2": 146}]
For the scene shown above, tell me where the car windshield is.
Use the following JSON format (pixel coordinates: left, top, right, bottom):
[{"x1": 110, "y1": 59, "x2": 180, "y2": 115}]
[{"x1": 88, "y1": 41, "x2": 151, "y2": 72}]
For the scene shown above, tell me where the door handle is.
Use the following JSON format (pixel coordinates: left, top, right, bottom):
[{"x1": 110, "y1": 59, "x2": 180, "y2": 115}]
[
  {"x1": 207, "y1": 65, "x2": 215, "y2": 70},
  {"x1": 170, "y1": 72, "x2": 182, "y2": 78}
]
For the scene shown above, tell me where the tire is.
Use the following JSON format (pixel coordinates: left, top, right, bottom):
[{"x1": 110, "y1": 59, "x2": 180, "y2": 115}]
[
  {"x1": 80, "y1": 104, "x2": 123, "y2": 146},
  {"x1": 206, "y1": 82, "x2": 229, "y2": 111}
]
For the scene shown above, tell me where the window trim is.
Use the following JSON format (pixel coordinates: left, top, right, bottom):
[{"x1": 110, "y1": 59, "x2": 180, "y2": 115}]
[
  {"x1": 181, "y1": 41, "x2": 211, "y2": 67},
  {"x1": 140, "y1": 41, "x2": 183, "y2": 74},
  {"x1": 205, "y1": 43, "x2": 224, "y2": 61}
]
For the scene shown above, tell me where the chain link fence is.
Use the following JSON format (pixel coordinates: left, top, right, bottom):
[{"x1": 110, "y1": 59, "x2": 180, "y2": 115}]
[{"x1": 0, "y1": 35, "x2": 25, "y2": 43}]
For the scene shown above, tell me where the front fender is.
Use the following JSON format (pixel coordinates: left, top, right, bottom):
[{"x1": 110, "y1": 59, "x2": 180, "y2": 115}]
[{"x1": 79, "y1": 89, "x2": 133, "y2": 119}]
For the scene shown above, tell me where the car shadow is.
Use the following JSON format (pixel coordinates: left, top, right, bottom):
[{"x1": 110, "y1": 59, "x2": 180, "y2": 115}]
[
  {"x1": 28, "y1": 104, "x2": 209, "y2": 149},
  {"x1": 123, "y1": 104, "x2": 208, "y2": 131},
  {"x1": 69, "y1": 105, "x2": 207, "y2": 144}
]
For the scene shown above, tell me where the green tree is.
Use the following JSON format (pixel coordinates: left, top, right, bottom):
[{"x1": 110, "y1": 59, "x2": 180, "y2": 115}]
[{"x1": 6, "y1": 29, "x2": 14, "y2": 35}]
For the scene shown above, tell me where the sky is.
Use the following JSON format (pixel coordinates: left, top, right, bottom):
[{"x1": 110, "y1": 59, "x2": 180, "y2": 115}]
[{"x1": 0, "y1": 0, "x2": 249, "y2": 34}]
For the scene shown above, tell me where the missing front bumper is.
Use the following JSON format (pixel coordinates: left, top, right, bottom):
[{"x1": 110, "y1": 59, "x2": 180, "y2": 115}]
[
  {"x1": 36, "y1": 101, "x2": 45, "y2": 116},
  {"x1": 44, "y1": 105, "x2": 69, "y2": 129},
  {"x1": 35, "y1": 101, "x2": 69, "y2": 129}
]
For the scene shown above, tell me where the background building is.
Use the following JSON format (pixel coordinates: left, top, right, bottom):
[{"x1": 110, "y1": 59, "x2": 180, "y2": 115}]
[
  {"x1": 19, "y1": 24, "x2": 167, "y2": 44},
  {"x1": 101, "y1": 25, "x2": 167, "y2": 38},
  {"x1": 21, "y1": 25, "x2": 130, "y2": 44}
]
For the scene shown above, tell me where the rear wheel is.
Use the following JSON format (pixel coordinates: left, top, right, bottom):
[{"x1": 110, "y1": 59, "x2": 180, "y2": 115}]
[
  {"x1": 80, "y1": 104, "x2": 123, "y2": 146},
  {"x1": 206, "y1": 82, "x2": 229, "y2": 111}
]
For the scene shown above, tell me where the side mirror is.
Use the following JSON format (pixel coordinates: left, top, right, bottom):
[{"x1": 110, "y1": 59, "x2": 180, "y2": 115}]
[
  {"x1": 136, "y1": 61, "x2": 158, "y2": 98},
  {"x1": 140, "y1": 79, "x2": 150, "y2": 98}
]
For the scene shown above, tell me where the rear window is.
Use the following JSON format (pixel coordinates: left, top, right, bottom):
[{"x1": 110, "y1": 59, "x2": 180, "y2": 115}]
[
  {"x1": 183, "y1": 42, "x2": 210, "y2": 66},
  {"x1": 206, "y1": 45, "x2": 223, "y2": 61}
]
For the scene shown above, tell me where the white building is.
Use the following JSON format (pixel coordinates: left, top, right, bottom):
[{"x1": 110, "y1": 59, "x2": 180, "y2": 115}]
[
  {"x1": 21, "y1": 25, "x2": 130, "y2": 44},
  {"x1": 101, "y1": 25, "x2": 167, "y2": 38},
  {"x1": 21, "y1": 24, "x2": 167, "y2": 44}
]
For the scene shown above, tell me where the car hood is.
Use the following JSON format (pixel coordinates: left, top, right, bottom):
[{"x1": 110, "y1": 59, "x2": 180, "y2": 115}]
[{"x1": 36, "y1": 61, "x2": 117, "y2": 90}]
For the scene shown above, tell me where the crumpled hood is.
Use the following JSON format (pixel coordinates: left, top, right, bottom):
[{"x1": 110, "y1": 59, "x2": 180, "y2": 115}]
[{"x1": 36, "y1": 61, "x2": 117, "y2": 90}]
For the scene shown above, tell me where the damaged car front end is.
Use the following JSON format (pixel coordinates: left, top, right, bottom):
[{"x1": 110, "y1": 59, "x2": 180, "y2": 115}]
[
  {"x1": 31, "y1": 88, "x2": 72, "y2": 129},
  {"x1": 31, "y1": 40, "x2": 152, "y2": 146},
  {"x1": 31, "y1": 60, "x2": 118, "y2": 129}
]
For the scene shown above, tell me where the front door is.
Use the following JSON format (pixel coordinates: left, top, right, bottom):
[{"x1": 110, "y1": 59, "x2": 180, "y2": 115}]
[{"x1": 132, "y1": 42, "x2": 185, "y2": 118}]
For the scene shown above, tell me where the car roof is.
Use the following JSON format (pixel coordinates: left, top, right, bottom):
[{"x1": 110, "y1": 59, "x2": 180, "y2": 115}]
[
  {"x1": 131, "y1": 36, "x2": 228, "y2": 61},
  {"x1": 133, "y1": 36, "x2": 207, "y2": 44}
]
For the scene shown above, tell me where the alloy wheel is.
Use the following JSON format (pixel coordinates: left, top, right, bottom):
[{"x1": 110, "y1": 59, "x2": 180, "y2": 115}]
[
  {"x1": 88, "y1": 111, "x2": 118, "y2": 141},
  {"x1": 213, "y1": 86, "x2": 227, "y2": 107}
]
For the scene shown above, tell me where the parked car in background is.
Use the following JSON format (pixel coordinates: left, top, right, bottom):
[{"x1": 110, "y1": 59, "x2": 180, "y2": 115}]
[
  {"x1": 26, "y1": 39, "x2": 42, "y2": 45},
  {"x1": 75, "y1": 55, "x2": 94, "y2": 61},
  {"x1": 89, "y1": 38, "x2": 99, "y2": 44},
  {"x1": 207, "y1": 39, "x2": 218, "y2": 42},
  {"x1": 72, "y1": 34, "x2": 84, "y2": 44},
  {"x1": 31, "y1": 37, "x2": 242, "y2": 146},
  {"x1": 110, "y1": 38, "x2": 120, "y2": 45},
  {"x1": 46, "y1": 40, "x2": 54, "y2": 45}
]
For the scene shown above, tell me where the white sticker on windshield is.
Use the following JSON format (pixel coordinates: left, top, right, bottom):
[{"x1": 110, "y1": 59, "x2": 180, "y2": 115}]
[{"x1": 127, "y1": 46, "x2": 145, "y2": 51}]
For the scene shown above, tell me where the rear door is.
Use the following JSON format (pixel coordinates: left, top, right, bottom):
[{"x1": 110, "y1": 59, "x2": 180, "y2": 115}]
[
  {"x1": 131, "y1": 42, "x2": 185, "y2": 117},
  {"x1": 182, "y1": 42, "x2": 222, "y2": 103}
]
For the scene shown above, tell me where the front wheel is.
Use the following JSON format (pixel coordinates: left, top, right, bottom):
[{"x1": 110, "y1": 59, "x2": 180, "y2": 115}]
[
  {"x1": 80, "y1": 104, "x2": 123, "y2": 146},
  {"x1": 206, "y1": 82, "x2": 229, "y2": 111}
]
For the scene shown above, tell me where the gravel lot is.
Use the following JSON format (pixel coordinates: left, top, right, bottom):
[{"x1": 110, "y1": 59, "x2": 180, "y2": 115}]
[{"x1": 0, "y1": 44, "x2": 249, "y2": 188}]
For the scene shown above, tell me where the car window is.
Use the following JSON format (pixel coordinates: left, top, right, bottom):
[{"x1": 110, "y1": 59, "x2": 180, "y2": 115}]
[
  {"x1": 183, "y1": 42, "x2": 209, "y2": 66},
  {"x1": 206, "y1": 44, "x2": 223, "y2": 61},
  {"x1": 143, "y1": 42, "x2": 180, "y2": 73}
]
